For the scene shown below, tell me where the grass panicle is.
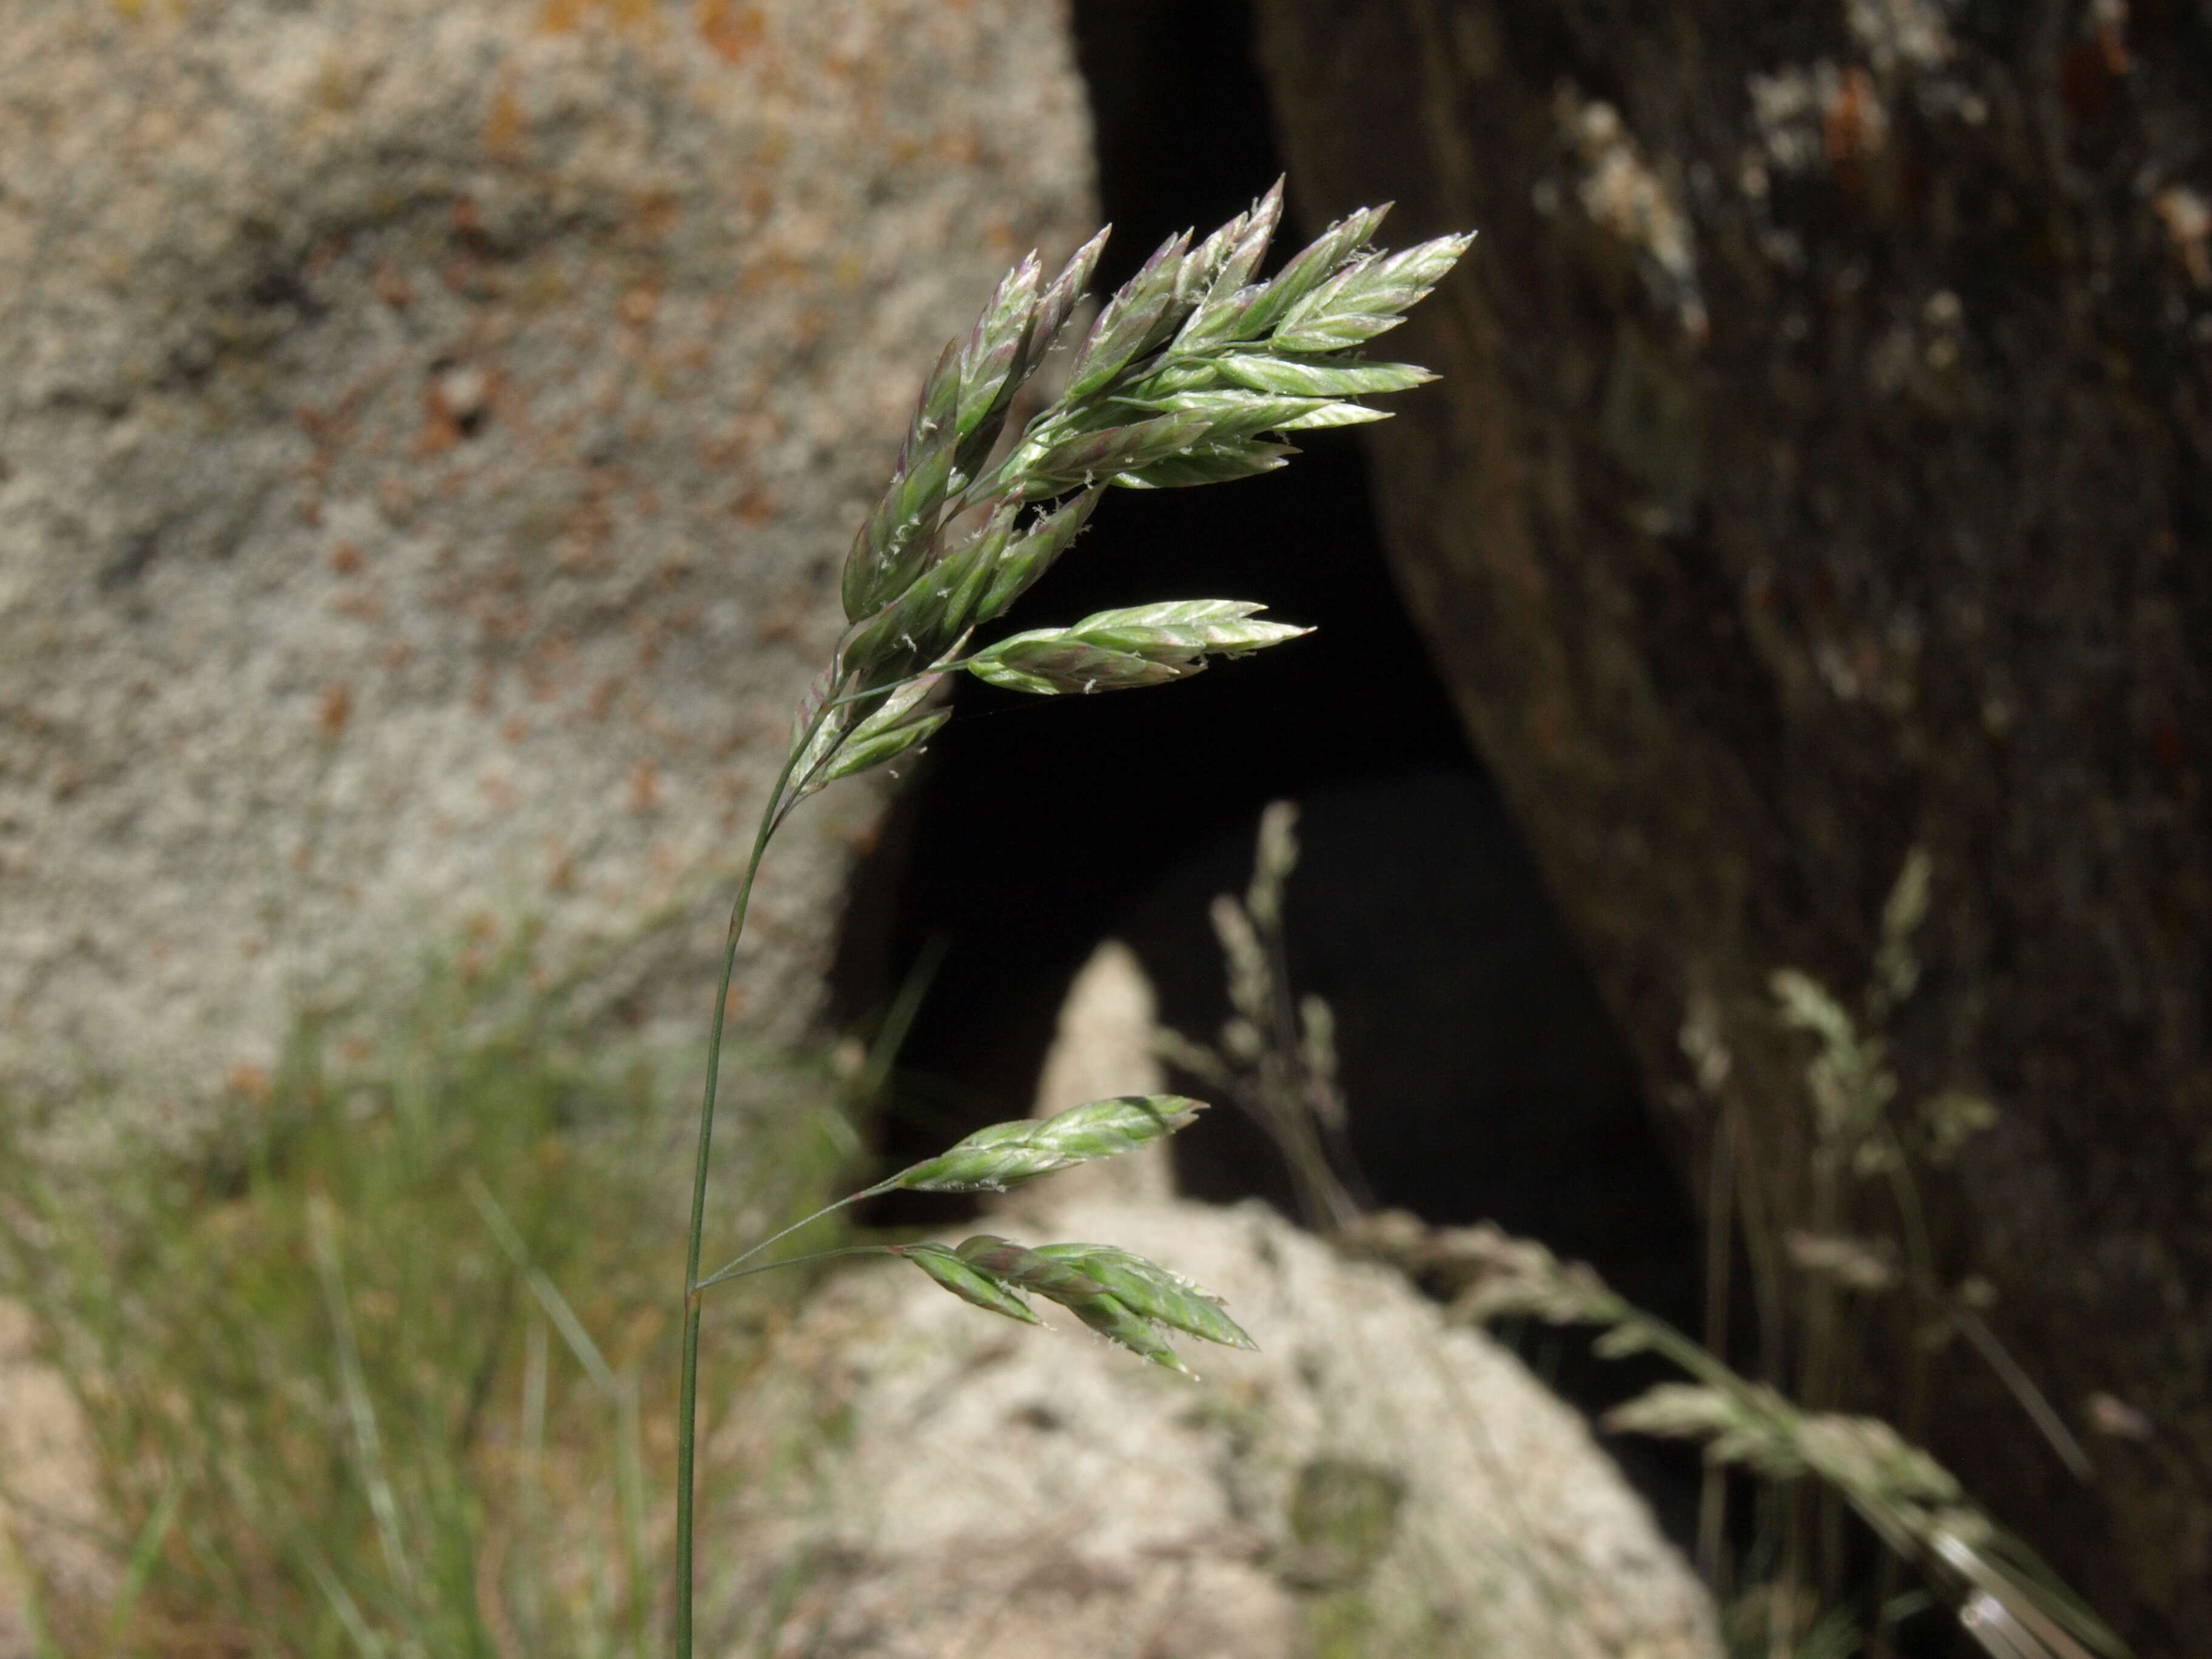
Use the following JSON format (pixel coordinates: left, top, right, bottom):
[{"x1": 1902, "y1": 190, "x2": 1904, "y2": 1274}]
[
  {"x1": 1155, "y1": 800, "x2": 1364, "y2": 1229},
  {"x1": 671, "y1": 184, "x2": 1473, "y2": 1657},
  {"x1": 888, "y1": 1235, "x2": 1255, "y2": 1381},
  {"x1": 890, "y1": 1094, "x2": 1207, "y2": 1191}
]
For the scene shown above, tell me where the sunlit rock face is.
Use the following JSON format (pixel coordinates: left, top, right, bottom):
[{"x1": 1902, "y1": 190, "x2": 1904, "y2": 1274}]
[
  {"x1": 722, "y1": 942, "x2": 1719, "y2": 1659},
  {"x1": 739, "y1": 1192, "x2": 1719, "y2": 1659},
  {"x1": 0, "y1": 0, "x2": 1094, "y2": 1151}
]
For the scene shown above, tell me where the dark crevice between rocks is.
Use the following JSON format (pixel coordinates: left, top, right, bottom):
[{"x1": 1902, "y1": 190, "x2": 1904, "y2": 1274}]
[{"x1": 828, "y1": 0, "x2": 1704, "y2": 1547}]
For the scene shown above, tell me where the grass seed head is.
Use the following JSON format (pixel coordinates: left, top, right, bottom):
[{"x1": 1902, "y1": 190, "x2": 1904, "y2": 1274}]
[
  {"x1": 793, "y1": 184, "x2": 1470, "y2": 804},
  {"x1": 891, "y1": 1095, "x2": 1206, "y2": 1193},
  {"x1": 1028, "y1": 1243, "x2": 1256, "y2": 1352},
  {"x1": 892, "y1": 1233, "x2": 1253, "y2": 1378},
  {"x1": 896, "y1": 1244, "x2": 1044, "y2": 1326}
]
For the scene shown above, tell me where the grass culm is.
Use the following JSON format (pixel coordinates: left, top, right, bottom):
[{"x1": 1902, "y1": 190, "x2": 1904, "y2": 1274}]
[{"x1": 663, "y1": 179, "x2": 1472, "y2": 1655}]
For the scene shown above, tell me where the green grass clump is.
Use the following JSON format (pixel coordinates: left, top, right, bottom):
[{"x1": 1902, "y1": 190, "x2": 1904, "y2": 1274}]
[{"x1": 0, "y1": 939, "x2": 854, "y2": 1659}]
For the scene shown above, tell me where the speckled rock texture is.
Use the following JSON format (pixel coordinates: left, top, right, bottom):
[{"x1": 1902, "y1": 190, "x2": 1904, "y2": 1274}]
[
  {"x1": 0, "y1": 1299, "x2": 108, "y2": 1659},
  {"x1": 1256, "y1": 4, "x2": 2212, "y2": 1650},
  {"x1": 726, "y1": 1194, "x2": 1720, "y2": 1659},
  {"x1": 716, "y1": 944, "x2": 1718, "y2": 1659},
  {"x1": 0, "y1": 0, "x2": 1094, "y2": 1152}
]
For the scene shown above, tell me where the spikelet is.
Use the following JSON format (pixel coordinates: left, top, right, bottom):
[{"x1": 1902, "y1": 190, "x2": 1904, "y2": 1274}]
[
  {"x1": 771, "y1": 181, "x2": 1473, "y2": 816},
  {"x1": 891, "y1": 1096, "x2": 1206, "y2": 1193},
  {"x1": 891, "y1": 1233, "x2": 1256, "y2": 1380}
]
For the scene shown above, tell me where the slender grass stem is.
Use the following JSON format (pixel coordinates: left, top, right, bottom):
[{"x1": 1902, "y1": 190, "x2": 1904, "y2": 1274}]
[
  {"x1": 672, "y1": 712, "x2": 823, "y2": 1659},
  {"x1": 692, "y1": 1186, "x2": 898, "y2": 1294},
  {"x1": 662, "y1": 195, "x2": 1472, "y2": 1657},
  {"x1": 697, "y1": 1245, "x2": 899, "y2": 1291},
  {"x1": 824, "y1": 665, "x2": 972, "y2": 709}
]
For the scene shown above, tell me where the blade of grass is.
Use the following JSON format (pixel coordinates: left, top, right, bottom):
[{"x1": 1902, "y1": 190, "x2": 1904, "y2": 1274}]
[
  {"x1": 101, "y1": 1473, "x2": 182, "y2": 1657},
  {"x1": 464, "y1": 1175, "x2": 616, "y2": 1395},
  {"x1": 306, "y1": 1197, "x2": 418, "y2": 1606},
  {"x1": 287, "y1": 1503, "x2": 388, "y2": 1659},
  {"x1": 617, "y1": 1368, "x2": 651, "y2": 1659}
]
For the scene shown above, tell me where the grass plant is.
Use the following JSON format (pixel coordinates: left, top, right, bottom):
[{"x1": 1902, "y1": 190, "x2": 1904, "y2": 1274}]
[
  {"x1": 0, "y1": 181, "x2": 1474, "y2": 1657},
  {"x1": 1173, "y1": 802, "x2": 2129, "y2": 1659},
  {"x1": 666, "y1": 179, "x2": 1472, "y2": 1654},
  {"x1": 0, "y1": 173, "x2": 2121, "y2": 1659},
  {"x1": 0, "y1": 933, "x2": 849, "y2": 1658}
]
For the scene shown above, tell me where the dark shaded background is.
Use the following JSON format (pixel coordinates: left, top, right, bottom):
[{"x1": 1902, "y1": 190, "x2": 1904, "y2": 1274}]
[
  {"x1": 836, "y1": 2, "x2": 1697, "y2": 1318},
  {"x1": 836, "y1": 2, "x2": 2212, "y2": 1654},
  {"x1": 834, "y1": 0, "x2": 1710, "y2": 1566}
]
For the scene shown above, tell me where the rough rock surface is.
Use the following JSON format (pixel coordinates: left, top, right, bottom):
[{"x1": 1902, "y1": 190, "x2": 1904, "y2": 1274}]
[
  {"x1": 0, "y1": 1299, "x2": 109, "y2": 1659},
  {"x1": 1024, "y1": 938, "x2": 1175, "y2": 1205},
  {"x1": 719, "y1": 943, "x2": 1717, "y2": 1659},
  {"x1": 0, "y1": 0, "x2": 1094, "y2": 1149},
  {"x1": 729, "y1": 1195, "x2": 1718, "y2": 1659}
]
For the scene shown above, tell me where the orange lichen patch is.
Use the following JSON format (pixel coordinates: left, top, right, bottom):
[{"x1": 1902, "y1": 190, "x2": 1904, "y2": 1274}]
[
  {"x1": 753, "y1": 583, "x2": 814, "y2": 645},
  {"x1": 620, "y1": 284, "x2": 660, "y2": 326},
  {"x1": 329, "y1": 541, "x2": 365, "y2": 577},
  {"x1": 699, "y1": 0, "x2": 766, "y2": 62},
  {"x1": 333, "y1": 589, "x2": 385, "y2": 624},
  {"x1": 540, "y1": 0, "x2": 659, "y2": 35},
  {"x1": 934, "y1": 127, "x2": 982, "y2": 167},
  {"x1": 483, "y1": 82, "x2": 529, "y2": 161},
  {"x1": 521, "y1": 636, "x2": 577, "y2": 702},
  {"x1": 482, "y1": 769, "x2": 521, "y2": 812},
  {"x1": 738, "y1": 253, "x2": 808, "y2": 300},
  {"x1": 732, "y1": 484, "x2": 779, "y2": 525},
  {"x1": 305, "y1": 233, "x2": 351, "y2": 281},
  {"x1": 374, "y1": 261, "x2": 415, "y2": 314},
  {"x1": 628, "y1": 759, "x2": 665, "y2": 813},
  {"x1": 224, "y1": 1062, "x2": 275, "y2": 1104},
  {"x1": 1822, "y1": 66, "x2": 1886, "y2": 165},
  {"x1": 317, "y1": 682, "x2": 354, "y2": 740},
  {"x1": 296, "y1": 381, "x2": 375, "y2": 485},
  {"x1": 632, "y1": 189, "x2": 684, "y2": 240}
]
